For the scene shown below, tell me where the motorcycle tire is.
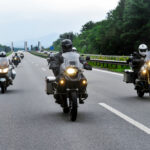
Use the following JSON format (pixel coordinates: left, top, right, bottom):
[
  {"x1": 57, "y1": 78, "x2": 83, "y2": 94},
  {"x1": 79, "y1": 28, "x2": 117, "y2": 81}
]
[
  {"x1": 63, "y1": 107, "x2": 70, "y2": 114},
  {"x1": 137, "y1": 90, "x2": 144, "y2": 97},
  {"x1": 63, "y1": 98, "x2": 69, "y2": 114},
  {"x1": 1, "y1": 85, "x2": 6, "y2": 94},
  {"x1": 69, "y1": 91, "x2": 78, "y2": 121}
]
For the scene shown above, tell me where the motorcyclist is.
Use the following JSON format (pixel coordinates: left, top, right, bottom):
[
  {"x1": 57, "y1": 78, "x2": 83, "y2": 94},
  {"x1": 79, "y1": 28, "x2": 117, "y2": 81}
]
[
  {"x1": 47, "y1": 52, "x2": 55, "y2": 65},
  {"x1": 127, "y1": 44, "x2": 148, "y2": 83},
  {"x1": 20, "y1": 52, "x2": 24, "y2": 59},
  {"x1": 72, "y1": 47, "x2": 77, "y2": 52},
  {"x1": 49, "y1": 39, "x2": 73, "y2": 76},
  {"x1": 49, "y1": 39, "x2": 92, "y2": 104},
  {"x1": 50, "y1": 39, "x2": 92, "y2": 77},
  {"x1": 0, "y1": 51, "x2": 15, "y2": 84},
  {"x1": 12, "y1": 52, "x2": 21, "y2": 63}
]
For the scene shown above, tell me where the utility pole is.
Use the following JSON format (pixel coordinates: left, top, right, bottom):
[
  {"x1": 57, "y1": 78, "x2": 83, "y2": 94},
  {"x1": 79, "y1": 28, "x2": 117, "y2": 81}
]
[
  {"x1": 38, "y1": 41, "x2": 41, "y2": 51},
  {"x1": 31, "y1": 45, "x2": 33, "y2": 51},
  {"x1": 40, "y1": 42, "x2": 42, "y2": 51},
  {"x1": 24, "y1": 41, "x2": 28, "y2": 51},
  {"x1": 11, "y1": 42, "x2": 14, "y2": 52}
]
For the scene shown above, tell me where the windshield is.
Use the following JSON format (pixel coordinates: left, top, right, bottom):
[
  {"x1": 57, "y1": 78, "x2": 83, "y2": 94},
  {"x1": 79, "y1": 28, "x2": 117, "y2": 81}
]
[
  {"x1": 145, "y1": 51, "x2": 150, "y2": 62},
  {"x1": 60, "y1": 52, "x2": 83, "y2": 73},
  {"x1": 0, "y1": 57, "x2": 9, "y2": 68}
]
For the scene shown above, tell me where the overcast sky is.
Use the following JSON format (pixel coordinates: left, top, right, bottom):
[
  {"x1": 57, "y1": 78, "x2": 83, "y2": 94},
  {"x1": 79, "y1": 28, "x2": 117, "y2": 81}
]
[{"x1": 0, "y1": 0, "x2": 120, "y2": 47}]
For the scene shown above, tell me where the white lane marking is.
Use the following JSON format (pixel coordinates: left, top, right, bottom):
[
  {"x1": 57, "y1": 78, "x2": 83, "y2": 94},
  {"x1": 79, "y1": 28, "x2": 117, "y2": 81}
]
[
  {"x1": 93, "y1": 68, "x2": 123, "y2": 76},
  {"x1": 99, "y1": 103, "x2": 150, "y2": 135},
  {"x1": 41, "y1": 68, "x2": 46, "y2": 72}
]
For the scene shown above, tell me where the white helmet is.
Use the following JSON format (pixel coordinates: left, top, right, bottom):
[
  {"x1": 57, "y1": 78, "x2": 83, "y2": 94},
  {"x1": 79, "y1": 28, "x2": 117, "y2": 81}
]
[
  {"x1": 72, "y1": 47, "x2": 77, "y2": 52},
  {"x1": 138, "y1": 44, "x2": 148, "y2": 56}
]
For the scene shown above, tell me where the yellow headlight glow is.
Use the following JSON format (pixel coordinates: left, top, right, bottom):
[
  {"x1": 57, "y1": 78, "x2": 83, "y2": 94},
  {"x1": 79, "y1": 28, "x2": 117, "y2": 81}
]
[
  {"x1": 0, "y1": 68, "x2": 9, "y2": 73},
  {"x1": 82, "y1": 80, "x2": 87, "y2": 85},
  {"x1": 66, "y1": 68, "x2": 77, "y2": 76},
  {"x1": 148, "y1": 61, "x2": 150, "y2": 67},
  {"x1": 142, "y1": 69, "x2": 147, "y2": 74},
  {"x1": 3, "y1": 68, "x2": 9, "y2": 73},
  {"x1": 59, "y1": 79, "x2": 65, "y2": 85}
]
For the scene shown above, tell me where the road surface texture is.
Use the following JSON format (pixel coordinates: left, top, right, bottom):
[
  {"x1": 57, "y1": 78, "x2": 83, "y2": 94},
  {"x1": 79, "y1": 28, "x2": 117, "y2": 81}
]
[{"x1": 1, "y1": 52, "x2": 150, "y2": 150}]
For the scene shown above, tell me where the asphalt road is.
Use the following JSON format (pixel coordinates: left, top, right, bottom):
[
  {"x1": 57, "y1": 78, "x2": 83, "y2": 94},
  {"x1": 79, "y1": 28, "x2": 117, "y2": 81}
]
[{"x1": 1, "y1": 52, "x2": 150, "y2": 150}]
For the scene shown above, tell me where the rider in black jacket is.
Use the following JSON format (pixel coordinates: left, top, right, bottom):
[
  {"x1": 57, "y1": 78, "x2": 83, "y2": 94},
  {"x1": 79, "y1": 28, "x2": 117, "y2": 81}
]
[
  {"x1": 127, "y1": 44, "x2": 148, "y2": 82},
  {"x1": 50, "y1": 39, "x2": 92, "y2": 77}
]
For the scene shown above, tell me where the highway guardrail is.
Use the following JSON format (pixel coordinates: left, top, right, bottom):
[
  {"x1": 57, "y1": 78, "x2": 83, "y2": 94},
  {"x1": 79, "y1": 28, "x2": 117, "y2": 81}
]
[
  {"x1": 29, "y1": 51, "x2": 130, "y2": 72},
  {"x1": 87, "y1": 59, "x2": 129, "y2": 71}
]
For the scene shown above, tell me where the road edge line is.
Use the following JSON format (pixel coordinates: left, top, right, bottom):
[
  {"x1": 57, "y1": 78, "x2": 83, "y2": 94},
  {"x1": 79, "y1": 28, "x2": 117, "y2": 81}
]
[
  {"x1": 93, "y1": 69, "x2": 123, "y2": 76},
  {"x1": 99, "y1": 103, "x2": 150, "y2": 135}
]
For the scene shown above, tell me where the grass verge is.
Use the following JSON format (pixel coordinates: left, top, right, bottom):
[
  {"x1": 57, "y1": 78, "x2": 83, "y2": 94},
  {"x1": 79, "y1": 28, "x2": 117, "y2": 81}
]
[
  {"x1": 6, "y1": 51, "x2": 13, "y2": 56},
  {"x1": 88, "y1": 61, "x2": 129, "y2": 73}
]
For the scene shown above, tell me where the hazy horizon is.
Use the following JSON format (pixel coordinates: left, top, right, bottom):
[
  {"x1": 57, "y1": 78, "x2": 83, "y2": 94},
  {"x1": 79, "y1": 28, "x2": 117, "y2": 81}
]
[{"x1": 0, "y1": 0, "x2": 120, "y2": 48}]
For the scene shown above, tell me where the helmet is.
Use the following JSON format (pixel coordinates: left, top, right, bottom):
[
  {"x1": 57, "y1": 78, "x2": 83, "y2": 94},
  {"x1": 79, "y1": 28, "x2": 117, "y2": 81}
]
[
  {"x1": 138, "y1": 44, "x2": 148, "y2": 56},
  {"x1": 72, "y1": 47, "x2": 77, "y2": 52},
  {"x1": 15, "y1": 53, "x2": 18, "y2": 56},
  {"x1": 61, "y1": 39, "x2": 72, "y2": 53},
  {"x1": 0, "y1": 51, "x2": 6, "y2": 57}
]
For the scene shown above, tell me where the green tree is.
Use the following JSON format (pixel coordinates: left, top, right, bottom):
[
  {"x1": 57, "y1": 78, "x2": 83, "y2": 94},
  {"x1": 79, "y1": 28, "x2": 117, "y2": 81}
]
[
  {"x1": 52, "y1": 0, "x2": 150, "y2": 55},
  {"x1": 121, "y1": 0, "x2": 150, "y2": 53}
]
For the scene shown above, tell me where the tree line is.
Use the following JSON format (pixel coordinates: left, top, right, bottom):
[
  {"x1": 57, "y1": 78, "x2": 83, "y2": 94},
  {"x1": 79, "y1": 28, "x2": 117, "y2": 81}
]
[
  {"x1": 52, "y1": 0, "x2": 150, "y2": 55},
  {"x1": 0, "y1": 44, "x2": 11, "y2": 53}
]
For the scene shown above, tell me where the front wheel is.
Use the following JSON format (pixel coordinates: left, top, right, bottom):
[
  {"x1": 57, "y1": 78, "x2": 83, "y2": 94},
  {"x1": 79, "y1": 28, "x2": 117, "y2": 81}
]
[
  {"x1": 63, "y1": 107, "x2": 69, "y2": 114},
  {"x1": 62, "y1": 97, "x2": 69, "y2": 114},
  {"x1": 137, "y1": 90, "x2": 144, "y2": 98},
  {"x1": 69, "y1": 91, "x2": 78, "y2": 121},
  {"x1": 1, "y1": 85, "x2": 6, "y2": 94}
]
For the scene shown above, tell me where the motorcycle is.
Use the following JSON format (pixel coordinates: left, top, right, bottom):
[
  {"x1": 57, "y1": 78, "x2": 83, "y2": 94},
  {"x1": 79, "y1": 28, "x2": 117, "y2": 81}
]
[
  {"x1": 20, "y1": 53, "x2": 24, "y2": 59},
  {"x1": 47, "y1": 58, "x2": 50, "y2": 65},
  {"x1": 12, "y1": 56, "x2": 20, "y2": 67},
  {"x1": 0, "y1": 58, "x2": 16, "y2": 93},
  {"x1": 47, "y1": 52, "x2": 55, "y2": 66},
  {"x1": 46, "y1": 52, "x2": 91, "y2": 121},
  {"x1": 124, "y1": 51, "x2": 150, "y2": 97}
]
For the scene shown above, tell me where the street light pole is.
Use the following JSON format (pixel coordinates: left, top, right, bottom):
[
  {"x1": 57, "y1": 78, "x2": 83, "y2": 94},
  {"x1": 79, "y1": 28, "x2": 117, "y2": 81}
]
[{"x1": 11, "y1": 42, "x2": 14, "y2": 52}]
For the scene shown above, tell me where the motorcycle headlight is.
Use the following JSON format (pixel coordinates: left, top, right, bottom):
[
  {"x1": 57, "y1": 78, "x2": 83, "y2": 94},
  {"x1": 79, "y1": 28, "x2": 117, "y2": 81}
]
[
  {"x1": 142, "y1": 69, "x2": 147, "y2": 75},
  {"x1": 66, "y1": 67, "x2": 77, "y2": 76},
  {"x1": 82, "y1": 79, "x2": 87, "y2": 85},
  {"x1": 0, "y1": 68, "x2": 9, "y2": 73},
  {"x1": 59, "y1": 79, "x2": 65, "y2": 85},
  {"x1": 148, "y1": 61, "x2": 150, "y2": 67}
]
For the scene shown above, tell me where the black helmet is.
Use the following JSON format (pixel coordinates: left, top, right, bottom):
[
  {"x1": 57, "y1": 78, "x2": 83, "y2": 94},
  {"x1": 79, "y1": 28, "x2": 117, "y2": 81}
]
[
  {"x1": 15, "y1": 53, "x2": 18, "y2": 56},
  {"x1": 61, "y1": 39, "x2": 72, "y2": 53},
  {"x1": 0, "y1": 51, "x2": 6, "y2": 57}
]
